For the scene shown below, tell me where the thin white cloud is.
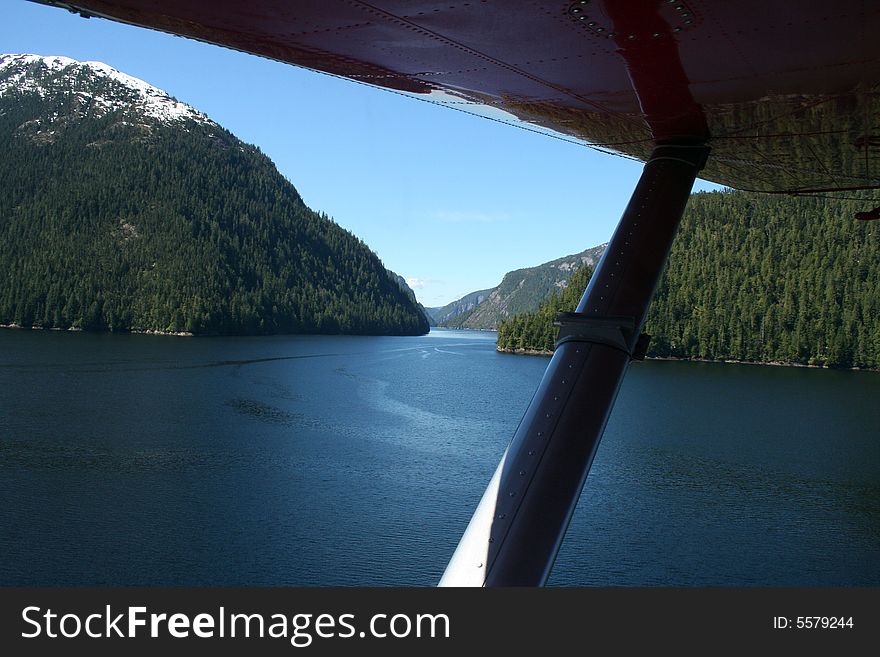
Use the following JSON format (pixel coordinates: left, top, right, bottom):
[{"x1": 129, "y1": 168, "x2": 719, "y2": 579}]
[
  {"x1": 428, "y1": 210, "x2": 511, "y2": 224},
  {"x1": 406, "y1": 277, "x2": 432, "y2": 289}
]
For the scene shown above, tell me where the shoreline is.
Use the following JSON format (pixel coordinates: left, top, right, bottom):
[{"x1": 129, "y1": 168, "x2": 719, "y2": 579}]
[
  {"x1": 496, "y1": 346, "x2": 553, "y2": 357},
  {"x1": 496, "y1": 346, "x2": 878, "y2": 372},
  {"x1": 0, "y1": 324, "x2": 429, "y2": 339},
  {"x1": 3, "y1": 323, "x2": 876, "y2": 371},
  {"x1": 1, "y1": 323, "x2": 195, "y2": 337}
]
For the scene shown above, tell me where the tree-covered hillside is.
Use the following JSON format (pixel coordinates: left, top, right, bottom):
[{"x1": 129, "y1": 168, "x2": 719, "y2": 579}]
[
  {"x1": 0, "y1": 55, "x2": 429, "y2": 336},
  {"x1": 496, "y1": 265, "x2": 593, "y2": 353},
  {"x1": 497, "y1": 190, "x2": 880, "y2": 369}
]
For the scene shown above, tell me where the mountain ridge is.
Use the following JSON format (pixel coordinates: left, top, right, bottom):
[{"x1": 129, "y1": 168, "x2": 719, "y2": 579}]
[
  {"x1": 0, "y1": 53, "x2": 211, "y2": 125},
  {"x1": 432, "y1": 243, "x2": 606, "y2": 329},
  {"x1": 426, "y1": 288, "x2": 493, "y2": 327}
]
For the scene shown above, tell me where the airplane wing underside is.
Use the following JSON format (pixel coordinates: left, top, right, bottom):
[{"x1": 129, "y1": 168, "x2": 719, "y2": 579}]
[{"x1": 31, "y1": 0, "x2": 880, "y2": 194}]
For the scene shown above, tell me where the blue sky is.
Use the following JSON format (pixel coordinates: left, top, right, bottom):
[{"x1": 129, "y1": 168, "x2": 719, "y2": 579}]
[{"x1": 3, "y1": 0, "x2": 722, "y2": 307}]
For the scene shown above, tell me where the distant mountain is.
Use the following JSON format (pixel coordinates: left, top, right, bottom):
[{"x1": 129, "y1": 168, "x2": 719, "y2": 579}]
[
  {"x1": 497, "y1": 264, "x2": 593, "y2": 353},
  {"x1": 439, "y1": 244, "x2": 606, "y2": 329},
  {"x1": 0, "y1": 54, "x2": 429, "y2": 336},
  {"x1": 426, "y1": 288, "x2": 493, "y2": 326}
]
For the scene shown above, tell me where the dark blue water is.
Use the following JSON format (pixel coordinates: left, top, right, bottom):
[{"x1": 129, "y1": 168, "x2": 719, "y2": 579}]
[{"x1": 1, "y1": 329, "x2": 877, "y2": 586}]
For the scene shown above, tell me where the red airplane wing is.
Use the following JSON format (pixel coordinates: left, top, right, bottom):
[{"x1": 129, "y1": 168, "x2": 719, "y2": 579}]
[{"x1": 33, "y1": 0, "x2": 880, "y2": 193}]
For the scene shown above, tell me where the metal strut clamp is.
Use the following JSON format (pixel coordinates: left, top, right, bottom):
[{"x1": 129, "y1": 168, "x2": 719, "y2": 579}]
[{"x1": 554, "y1": 312, "x2": 651, "y2": 360}]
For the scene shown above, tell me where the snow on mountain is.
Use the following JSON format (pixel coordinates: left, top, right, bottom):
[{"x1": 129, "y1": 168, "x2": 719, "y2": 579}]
[{"x1": 0, "y1": 53, "x2": 212, "y2": 125}]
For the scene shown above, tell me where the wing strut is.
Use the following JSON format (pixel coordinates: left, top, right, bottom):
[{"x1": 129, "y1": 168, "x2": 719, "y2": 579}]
[{"x1": 440, "y1": 142, "x2": 710, "y2": 586}]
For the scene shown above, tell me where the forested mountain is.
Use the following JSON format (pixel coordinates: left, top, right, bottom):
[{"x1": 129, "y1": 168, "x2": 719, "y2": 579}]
[
  {"x1": 497, "y1": 190, "x2": 880, "y2": 370},
  {"x1": 439, "y1": 244, "x2": 606, "y2": 329},
  {"x1": 0, "y1": 54, "x2": 429, "y2": 336}
]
